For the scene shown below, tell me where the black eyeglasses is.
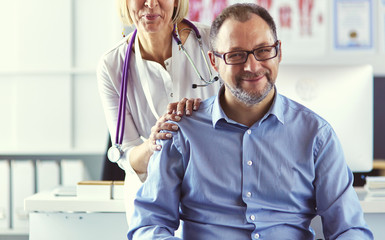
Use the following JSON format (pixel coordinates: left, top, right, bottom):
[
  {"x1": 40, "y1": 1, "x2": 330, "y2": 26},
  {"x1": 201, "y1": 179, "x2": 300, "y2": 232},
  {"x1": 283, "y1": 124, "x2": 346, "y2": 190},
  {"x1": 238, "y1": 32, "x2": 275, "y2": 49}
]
[{"x1": 213, "y1": 40, "x2": 280, "y2": 65}]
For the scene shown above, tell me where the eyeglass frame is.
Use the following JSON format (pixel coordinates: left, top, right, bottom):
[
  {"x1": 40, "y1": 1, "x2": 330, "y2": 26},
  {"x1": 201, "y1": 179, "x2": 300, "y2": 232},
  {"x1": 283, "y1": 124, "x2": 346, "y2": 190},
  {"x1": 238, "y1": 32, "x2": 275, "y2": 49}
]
[{"x1": 212, "y1": 40, "x2": 281, "y2": 65}]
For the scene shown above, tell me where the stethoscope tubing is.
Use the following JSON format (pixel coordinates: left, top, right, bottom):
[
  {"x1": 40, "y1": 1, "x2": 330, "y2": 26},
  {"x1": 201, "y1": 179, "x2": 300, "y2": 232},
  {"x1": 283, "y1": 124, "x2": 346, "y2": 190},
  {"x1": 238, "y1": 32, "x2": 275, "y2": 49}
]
[
  {"x1": 173, "y1": 19, "x2": 217, "y2": 85},
  {"x1": 172, "y1": 19, "x2": 201, "y2": 44},
  {"x1": 113, "y1": 19, "x2": 216, "y2": 151},
  {"x1": 116, "y1": 29, "x2": 137, "y2": 145}
]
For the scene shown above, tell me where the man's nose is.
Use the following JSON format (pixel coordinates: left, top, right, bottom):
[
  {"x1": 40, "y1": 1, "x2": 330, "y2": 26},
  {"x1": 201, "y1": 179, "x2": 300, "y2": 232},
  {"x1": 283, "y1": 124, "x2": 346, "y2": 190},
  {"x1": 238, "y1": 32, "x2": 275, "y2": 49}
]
[{"x1": 243, "y1": 53, "x2": 262, "y2": 72}]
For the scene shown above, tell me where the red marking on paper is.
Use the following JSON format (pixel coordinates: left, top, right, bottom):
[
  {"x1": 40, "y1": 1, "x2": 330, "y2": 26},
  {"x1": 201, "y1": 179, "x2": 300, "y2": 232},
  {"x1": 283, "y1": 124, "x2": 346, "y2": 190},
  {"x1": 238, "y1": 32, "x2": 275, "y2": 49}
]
[
  {"x1": 279, "y1": 5, "x2": 292, "y2": 29},
  {"x1": 298, "y1": 0, "x2": 314, "y2": 36},
  {"x1": 256, "y1": 0, "x2": 273, "y2": 11},
  {"x1": 189, "y1": 0, "x2": 204, "y2": 22},
  {"x1": 211, "y1": 0, "x2": 228, "y2": 21}
]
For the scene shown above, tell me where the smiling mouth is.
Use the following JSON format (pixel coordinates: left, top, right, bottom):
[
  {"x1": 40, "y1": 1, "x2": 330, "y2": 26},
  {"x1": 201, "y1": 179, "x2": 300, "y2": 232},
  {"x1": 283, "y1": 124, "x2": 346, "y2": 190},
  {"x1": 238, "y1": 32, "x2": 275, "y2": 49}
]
[
  {"x1": 143, "y1": 14, "x2": 159, "y2": 21},
  {"x1": 242, "y1": 75, "x2": 265, "y2": 82}
]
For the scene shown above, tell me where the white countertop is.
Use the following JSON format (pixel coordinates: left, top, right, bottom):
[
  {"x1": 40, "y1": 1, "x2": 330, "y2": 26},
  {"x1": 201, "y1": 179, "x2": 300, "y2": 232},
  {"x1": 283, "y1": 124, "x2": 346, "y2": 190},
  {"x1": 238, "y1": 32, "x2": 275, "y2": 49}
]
[
  {"x1": 24, "y1": 187, "x2": 125, "y2": 213},
  {"x1": 25, "y1": 187, "x2": 385, "y2": 213}
]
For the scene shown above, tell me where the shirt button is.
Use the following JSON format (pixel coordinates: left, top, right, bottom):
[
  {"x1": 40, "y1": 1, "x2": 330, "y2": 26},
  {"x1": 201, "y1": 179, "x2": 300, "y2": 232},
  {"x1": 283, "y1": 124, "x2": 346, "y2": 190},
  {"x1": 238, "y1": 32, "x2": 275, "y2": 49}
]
[
  {"x1": 247, "y1": 129, "x2": 251, "y2": 134},
  {"x1": 250, "y1": 215, "x2": 255, "y2": 221},
  {"x1": 170, "y1": 93, "x2": 173, "y2": 97},
  {"x1": 247, "y1": 160, "x2": 253, "y2": 166},
  {"x1": 246, "y1": 192, "x2": 252, "y2": 197},
  {"x1": 254, "y1": 233, "x2": 260, "y2": 239}
]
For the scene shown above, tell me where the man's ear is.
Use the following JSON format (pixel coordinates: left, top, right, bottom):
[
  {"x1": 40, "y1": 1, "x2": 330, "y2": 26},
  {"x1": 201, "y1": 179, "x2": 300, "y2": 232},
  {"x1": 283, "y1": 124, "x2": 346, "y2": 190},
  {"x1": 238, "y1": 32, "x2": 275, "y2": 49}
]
[
  {"x1": 278, "y1": 40, "x2": 282, "y2": 63},
  {"x1": 208, "y1": 51, "x2": 219, "y2": 72}
]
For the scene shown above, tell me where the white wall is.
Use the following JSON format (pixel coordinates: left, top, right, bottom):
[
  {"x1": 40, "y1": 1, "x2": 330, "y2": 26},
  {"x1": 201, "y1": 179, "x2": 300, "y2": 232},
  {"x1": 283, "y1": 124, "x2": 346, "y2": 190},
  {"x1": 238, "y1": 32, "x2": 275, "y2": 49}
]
[
  {"x1": 0, "y1": 0, "x2": 121, "y2": 154},
  {"x1": 0, "y1": 1, "x2": 121, "y2": 236}
]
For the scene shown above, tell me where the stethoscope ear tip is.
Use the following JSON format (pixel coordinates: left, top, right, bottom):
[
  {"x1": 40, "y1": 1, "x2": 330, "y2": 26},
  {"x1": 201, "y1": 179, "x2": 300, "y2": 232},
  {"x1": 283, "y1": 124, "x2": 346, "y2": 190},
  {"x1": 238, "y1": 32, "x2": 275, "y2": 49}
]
[{"x1": 192, "y1": 76, "x2": 219, "y2": 88}]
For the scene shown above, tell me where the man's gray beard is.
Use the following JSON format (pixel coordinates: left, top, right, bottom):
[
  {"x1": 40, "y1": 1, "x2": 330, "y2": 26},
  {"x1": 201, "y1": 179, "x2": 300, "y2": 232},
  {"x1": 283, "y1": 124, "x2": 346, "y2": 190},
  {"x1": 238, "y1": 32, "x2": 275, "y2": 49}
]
[{"x1": 225, "y1": 76, "x2": 274, "y2": 107}]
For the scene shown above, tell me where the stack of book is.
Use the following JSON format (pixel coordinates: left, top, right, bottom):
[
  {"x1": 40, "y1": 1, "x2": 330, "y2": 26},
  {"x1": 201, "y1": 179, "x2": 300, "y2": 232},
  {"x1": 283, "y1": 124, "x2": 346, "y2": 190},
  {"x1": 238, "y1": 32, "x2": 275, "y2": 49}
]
[
  {"x1": 364, "y1": 176, "x2": 385, "y2": 200},
  {"x1": 76, "y1": 181, "x2": 124, "y2": 200}
]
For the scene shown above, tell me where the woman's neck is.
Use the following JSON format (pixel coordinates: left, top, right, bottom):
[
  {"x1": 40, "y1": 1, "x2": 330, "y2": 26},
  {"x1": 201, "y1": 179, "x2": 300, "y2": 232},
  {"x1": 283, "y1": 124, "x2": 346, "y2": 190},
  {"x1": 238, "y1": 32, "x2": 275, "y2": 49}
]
[
  {"x1": 135, "y1": 21, "x2": 191, "y2": 68},
  {"x1": 137, "y1": 24, "x2": 174, "y2": 67}
]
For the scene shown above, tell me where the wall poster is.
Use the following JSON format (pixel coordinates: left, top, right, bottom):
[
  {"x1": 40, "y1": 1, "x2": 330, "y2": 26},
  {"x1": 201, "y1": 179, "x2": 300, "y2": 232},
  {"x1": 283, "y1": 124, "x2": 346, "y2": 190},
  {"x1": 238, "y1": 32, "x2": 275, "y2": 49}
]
[{"x1": 188, "y1": 0, "x2": 327, "y2": 57}]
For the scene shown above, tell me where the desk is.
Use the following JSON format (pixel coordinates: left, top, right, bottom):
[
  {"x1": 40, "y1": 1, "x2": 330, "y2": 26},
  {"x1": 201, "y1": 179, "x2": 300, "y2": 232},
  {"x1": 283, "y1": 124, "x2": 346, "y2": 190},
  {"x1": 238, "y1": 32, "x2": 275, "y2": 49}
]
[
  {"x1": 311, "y1": 187, "x2": 385, "y2": 239},
  {"x1": 25, "y1": 187, "x2": 385, "y2": 240},
  {"x1": 25, "y1": 190, "x2": 127, "y2": 240}
]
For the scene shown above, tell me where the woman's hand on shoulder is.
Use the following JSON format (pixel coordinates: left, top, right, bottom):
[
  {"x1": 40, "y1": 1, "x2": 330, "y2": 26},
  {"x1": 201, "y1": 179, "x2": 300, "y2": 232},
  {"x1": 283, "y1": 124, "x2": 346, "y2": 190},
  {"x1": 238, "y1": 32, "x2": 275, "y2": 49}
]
[
  {"x1": 149, "y1": 98, "x2": 202, "y2": 151},
  {"x1": 148, "y1": 112, "x2": 181, "y2": 152},
  {"x1": 167, "y1": 97, "x2": 202, "y2": 116}
]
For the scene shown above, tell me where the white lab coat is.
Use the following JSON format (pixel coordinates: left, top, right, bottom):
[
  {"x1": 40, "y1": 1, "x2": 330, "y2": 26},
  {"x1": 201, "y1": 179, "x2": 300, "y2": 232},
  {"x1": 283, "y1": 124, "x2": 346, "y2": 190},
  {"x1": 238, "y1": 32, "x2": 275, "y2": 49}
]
[{"x1": 97, "y1": 22, "x2": 221, "y2": 225}]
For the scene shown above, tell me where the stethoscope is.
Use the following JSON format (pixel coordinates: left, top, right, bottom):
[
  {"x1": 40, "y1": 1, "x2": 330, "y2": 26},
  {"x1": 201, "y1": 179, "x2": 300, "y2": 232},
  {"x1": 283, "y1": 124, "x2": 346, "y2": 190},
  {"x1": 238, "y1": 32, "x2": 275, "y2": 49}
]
[{"x1": 107, "y1": 19, "x2": 219, "y2": 163}]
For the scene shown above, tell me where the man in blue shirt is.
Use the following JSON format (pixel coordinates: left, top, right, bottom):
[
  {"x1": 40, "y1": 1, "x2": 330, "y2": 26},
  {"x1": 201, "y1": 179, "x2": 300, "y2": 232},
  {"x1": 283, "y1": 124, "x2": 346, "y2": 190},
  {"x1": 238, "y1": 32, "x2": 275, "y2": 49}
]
[{"x1": 127, "y1": 3, "x2": 373, "y2": 240}]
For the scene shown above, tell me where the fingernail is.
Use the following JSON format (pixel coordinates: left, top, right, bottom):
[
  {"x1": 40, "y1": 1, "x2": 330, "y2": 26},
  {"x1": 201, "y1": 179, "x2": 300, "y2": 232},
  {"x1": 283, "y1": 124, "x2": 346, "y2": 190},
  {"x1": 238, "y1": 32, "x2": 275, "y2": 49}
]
[
  {"x1": 175, "y1": 116, "x2": 181, "y2": 121},
  {"x1": 172, "y1": 125, "x2": 179, "y2": 130},
  {"x1": 166, "y1": 133, "x2": 172, "y2": 138},
  {"x1": 156, "y1": 145, "x2": 162, "y2": 150},
  {"x1": 193, "y1": 106, "x2": 197, "y2": 111},
  {"x1": 186, "y1": 110, "x2": 191, "y2": 115},
  {"x1": 177, "y1": 111, "x2": 182, "y2": 116}
]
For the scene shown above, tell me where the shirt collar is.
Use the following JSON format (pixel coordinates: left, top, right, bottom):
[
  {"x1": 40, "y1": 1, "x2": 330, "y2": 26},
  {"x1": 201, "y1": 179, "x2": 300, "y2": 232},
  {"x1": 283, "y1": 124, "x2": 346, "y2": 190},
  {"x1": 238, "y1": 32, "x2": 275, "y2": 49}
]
[
  {"x1": 212, "y1": 86, "x2": 230, "y2": 128},
  {"x1": 211, "y1": 86, "x2": 285, "y2": 128},
  {"x1": 263, "y1": 86, "x2": 285, "y2": 124}
]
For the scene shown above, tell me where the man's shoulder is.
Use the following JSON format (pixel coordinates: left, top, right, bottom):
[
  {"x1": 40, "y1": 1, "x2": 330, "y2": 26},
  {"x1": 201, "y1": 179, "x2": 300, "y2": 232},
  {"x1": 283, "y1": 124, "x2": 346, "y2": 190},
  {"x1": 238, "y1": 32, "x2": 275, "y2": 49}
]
[
  {"x1": 198, "y1": 95, "x2": 216, "y2": 110},
  {"x1": 173, "y1": 96, "x2": 216, "y2": 128},
  {"x1": 278, "y1": 94, "x2": 330, "y2": 127}
]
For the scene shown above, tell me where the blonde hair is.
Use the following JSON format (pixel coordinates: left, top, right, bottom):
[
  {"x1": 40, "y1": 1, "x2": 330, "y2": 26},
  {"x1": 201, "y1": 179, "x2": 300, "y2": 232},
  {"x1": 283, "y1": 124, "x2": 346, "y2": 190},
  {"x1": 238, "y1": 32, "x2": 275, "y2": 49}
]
[{"x1": 117, "y1": 0, "x2": 189, "y2": 26}]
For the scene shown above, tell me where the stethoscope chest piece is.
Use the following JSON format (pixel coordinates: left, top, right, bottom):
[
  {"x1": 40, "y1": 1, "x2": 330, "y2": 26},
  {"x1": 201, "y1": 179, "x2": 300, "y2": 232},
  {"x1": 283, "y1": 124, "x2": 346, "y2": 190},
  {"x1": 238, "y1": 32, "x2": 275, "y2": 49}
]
[{"x1": 108, "y1": 144, "x2": 124, "y2": 163}]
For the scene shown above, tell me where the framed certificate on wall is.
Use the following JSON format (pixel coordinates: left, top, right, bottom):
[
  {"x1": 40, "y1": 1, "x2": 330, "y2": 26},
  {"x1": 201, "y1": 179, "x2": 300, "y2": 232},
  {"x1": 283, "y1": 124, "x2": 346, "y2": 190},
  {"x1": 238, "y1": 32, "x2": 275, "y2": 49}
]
[{"x1": 333, "y1": 0, "x2": 374, "y2": 50}]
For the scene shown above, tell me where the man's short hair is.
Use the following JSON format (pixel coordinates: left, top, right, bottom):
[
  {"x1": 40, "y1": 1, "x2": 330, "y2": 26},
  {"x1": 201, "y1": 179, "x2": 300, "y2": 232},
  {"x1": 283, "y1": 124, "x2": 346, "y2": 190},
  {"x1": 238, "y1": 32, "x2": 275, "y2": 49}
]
[{"x1": 210, "y1": 3, "x2": 278, "y2": 51}]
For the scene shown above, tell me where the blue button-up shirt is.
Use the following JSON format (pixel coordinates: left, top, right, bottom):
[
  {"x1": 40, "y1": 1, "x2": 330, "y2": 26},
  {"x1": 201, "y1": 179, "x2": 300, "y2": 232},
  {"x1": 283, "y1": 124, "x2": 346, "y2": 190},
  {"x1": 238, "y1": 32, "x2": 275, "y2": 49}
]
[{"x1": 128, "y1": 89, "x2": 373, "y2": 240}]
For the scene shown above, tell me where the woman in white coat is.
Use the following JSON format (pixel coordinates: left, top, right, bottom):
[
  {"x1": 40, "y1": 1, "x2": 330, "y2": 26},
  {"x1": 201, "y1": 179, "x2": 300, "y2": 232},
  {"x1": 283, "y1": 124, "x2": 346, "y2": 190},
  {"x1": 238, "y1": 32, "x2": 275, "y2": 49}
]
[{"x1": 97, "y1": 0, "x2": 220, "y2": 222}]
